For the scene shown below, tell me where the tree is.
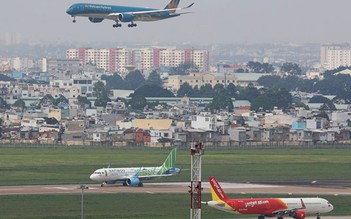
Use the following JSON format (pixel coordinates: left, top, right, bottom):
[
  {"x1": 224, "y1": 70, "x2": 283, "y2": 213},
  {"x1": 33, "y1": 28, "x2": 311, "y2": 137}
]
[
  {"x1": 124, "y1": 70, "x2": 145, "y2": 90},
  {"x1": 133, "y1": 85, "x2": 175, "y2": 97},
  {"x1": 236, "y1": 87, "x2": 260, "y2": 101},
  {"x1": 144, "y1": 70, "x2": 163, "y2": 87},
  {"x1": 247, "y1": 61, "x2": 274, "y2": 73},
  {"x1": 129, "y1": 95, "x2": 147, "y2": 111},
  {"x1": 53, "y1": 95, "x2": 68, "y2": 106},
  {"x1": 39, "y1": 94, "x2": 55, "y2": 107},
  {"x1": 93, "y1": 81, "x2": 111, "y2": 107},
  {"x1": 293, "y1": 102, "x2": 310, "y2": 110},
  {"x1": 280, "y1": 62, "x2": 302, "y2": 75},
  {"x1": 207, "y1": 93, "x2": 234, "y2": 112},
  {"x1": 198, "y1": 84, "x2": 214, "y2": 98},
  {"x1": 251, "y1": 88, "x2": 292, "y2": 111},
  {"x1": 213, "y1": 84, "x2": 225, "y2": 95},
  {"x1": 309, "y1": 95, "x2": 331, "y2": 103},
  {"x1": 102, "y1": 73, "x2": 125, "y2": 90},
  {"x1": 169, "y1": 62, "x2": 193, "y2": 75},
  {"x1": 320, "y1": 102, "x2": 336, "y2": 111},
  {"x1": 77, "y1": 96, "x2": 92, "y2": 108},
  {"x1": 13, "y1": 99, "x2": 26, "y2": 110},
  {"x1": 177, "y1": 83, "x2": 193, "y2": 97},
  {"x1": 226, "y1": 83, "x2": 236, "y2": 98}
]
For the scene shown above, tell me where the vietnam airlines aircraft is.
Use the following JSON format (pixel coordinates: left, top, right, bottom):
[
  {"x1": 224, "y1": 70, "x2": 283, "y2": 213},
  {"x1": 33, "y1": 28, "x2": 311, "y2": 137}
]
[
  {"x1": 90, "y1": 148, "x2": 180, "y2": 187},
  {"x1": 66, "y1": 0, "x2": 194, "y2": 28},
  {"x1": 203, "y1": 177, "x2": 333, "y2": 219}
]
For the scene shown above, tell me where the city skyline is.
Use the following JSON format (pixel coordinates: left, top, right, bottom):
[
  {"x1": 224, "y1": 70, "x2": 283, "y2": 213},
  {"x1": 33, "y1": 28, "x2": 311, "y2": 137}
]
[{"x1": 1, "y1": 0, "x2": 351, "y2": 45}]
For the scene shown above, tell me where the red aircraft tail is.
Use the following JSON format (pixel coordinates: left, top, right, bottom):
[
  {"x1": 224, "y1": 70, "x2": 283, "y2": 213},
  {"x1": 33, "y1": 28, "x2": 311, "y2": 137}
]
[{"x1": 209, "y1": 177, "x2": 229, "y2": 201}]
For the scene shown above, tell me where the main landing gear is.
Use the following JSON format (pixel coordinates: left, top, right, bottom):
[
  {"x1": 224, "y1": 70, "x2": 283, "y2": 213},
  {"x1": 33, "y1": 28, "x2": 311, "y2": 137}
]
[
  {"x1": 258, "y1": 214, "x2": 322, "y2": 219},
  {"x1": 113, "y1": 21, "x2": 122, "y2": 28},
  {"x1": 128, "y1": 23, "x2": 137, "y2": 28},
  {"x1": 101, "y1": 182, "x2": 106, "y2": 187}
]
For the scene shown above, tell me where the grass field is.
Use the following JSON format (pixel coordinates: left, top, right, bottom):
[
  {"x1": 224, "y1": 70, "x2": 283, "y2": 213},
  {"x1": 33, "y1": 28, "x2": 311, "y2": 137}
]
[
  {"x1": 0, "y1": 193, "x2": 350, "y2": 219},
  {"x1": 0, "y1": 146, "x2": 350, "y2": 218},
  {"x1": 0, "y1": 146, "x2": 350, "y2": 185}
]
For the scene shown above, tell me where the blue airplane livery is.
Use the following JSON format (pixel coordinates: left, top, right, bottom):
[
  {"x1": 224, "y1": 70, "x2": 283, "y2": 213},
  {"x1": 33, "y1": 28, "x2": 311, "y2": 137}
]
[{"x1": 66, "y1": 0, "x2": 194, "y2": 28}]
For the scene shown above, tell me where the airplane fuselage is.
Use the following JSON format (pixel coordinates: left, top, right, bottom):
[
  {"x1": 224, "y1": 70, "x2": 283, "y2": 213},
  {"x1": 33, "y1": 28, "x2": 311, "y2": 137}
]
[
  {"x1": 90, "y1": 166, "x2": 162, "y2": 182},
  {"x1": 208, "y1": 197, "x2": 333, "y2": 217},
  {"x1": 66, "y1": 3, "x2": 179, "y2": 22}
]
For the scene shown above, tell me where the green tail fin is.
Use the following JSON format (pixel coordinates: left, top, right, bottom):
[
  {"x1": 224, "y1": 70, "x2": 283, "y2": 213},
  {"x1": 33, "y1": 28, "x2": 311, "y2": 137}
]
[{"x1": 159, "y1": 148, "x2": 177, "y2": 173}]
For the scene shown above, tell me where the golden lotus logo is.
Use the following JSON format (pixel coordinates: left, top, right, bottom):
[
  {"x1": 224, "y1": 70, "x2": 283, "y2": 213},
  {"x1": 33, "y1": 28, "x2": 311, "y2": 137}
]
[{"x1": 167, "y1": 0, "x2": 180, "y2": 12}]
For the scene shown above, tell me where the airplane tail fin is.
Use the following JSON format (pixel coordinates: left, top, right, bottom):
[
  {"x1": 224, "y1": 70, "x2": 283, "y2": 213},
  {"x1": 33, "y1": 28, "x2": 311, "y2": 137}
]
[
  {"x1": 209, "y1": 177, "x2": 230, "y2": 201},
  {"x1": 159, "y1": 148, "x2": 177, "y2": 174},
  {"x1": 164, "y1": 0, "x2": 181, "y2": 12}
]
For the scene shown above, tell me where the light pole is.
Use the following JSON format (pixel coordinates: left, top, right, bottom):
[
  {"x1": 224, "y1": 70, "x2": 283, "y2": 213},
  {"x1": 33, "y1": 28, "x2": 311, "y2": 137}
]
[{"x1": 79, "y1": 185, "x2": 89, "y2": 219}]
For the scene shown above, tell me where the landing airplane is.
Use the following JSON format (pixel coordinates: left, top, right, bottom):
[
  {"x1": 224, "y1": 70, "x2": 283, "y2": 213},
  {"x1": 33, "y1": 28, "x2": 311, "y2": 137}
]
[
  {"x1": 203, "y1": 177, "x2": 333, "y2": 219},
  {"x1": 90, "y1": 148, "x2": 180, "y2": 187},
  {"x1": 66, "y1": 0, "x2": 194, "y2": 28}
]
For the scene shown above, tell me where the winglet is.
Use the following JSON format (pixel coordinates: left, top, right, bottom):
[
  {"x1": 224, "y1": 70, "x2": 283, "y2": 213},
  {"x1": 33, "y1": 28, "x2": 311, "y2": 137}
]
[
  {"x1": 209, "y1": 177, "x2": 229, "y2": 201},
  {"x1": 186, "y1": 3, "x2": 195, "y2": 9}
]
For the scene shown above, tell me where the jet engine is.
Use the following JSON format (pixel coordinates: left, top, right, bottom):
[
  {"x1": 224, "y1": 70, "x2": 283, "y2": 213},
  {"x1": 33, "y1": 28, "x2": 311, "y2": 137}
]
[
  {"x1": 118, "y1": 13, "x2": 134, "y2": 22},
  {"x1": 126, "y1": 177, "x2": 141, "y2": 187},
  {"x1": 89, "y1": 17, "x2": 104, "y2": 23},
  {"x1": 289, "y1": 210, "x2": 306, "y2": 219}
]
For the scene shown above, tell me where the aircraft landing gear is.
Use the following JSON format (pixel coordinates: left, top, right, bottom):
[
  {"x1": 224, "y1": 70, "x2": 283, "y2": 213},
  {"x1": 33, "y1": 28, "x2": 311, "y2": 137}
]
[
  {"x1": 128, "y1": 23, "x2": 137, "y2": 27},
  {"x1": 113, "y1": 21, "x2": 122, "y2": 28},
  {"x1": 123, "y1": 182, "x2": 128, "y2": 186},
  {"x1": 101, "y1": 182, "x2": 105, "y2": 187},
  {"x1": 72, "y1": 16, "x2": 76, "y2": 23},
  {"x1": 317, "y1": 213, "x2": 321, "y2": 219},
  {"x1": 258, "y1": 215, "x2": 265, "y2": 219},
  {"x1": 138, "y1": 182, "x2": 143, "y2": 187},
  {"x1": 277, "y1": 216, "x2": 284, "y2": 219}
]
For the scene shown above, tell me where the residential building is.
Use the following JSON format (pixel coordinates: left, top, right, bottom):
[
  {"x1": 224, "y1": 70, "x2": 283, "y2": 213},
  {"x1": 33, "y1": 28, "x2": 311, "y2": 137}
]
[
  {"x1": 321, "y1": 44, "x2": 351, "y2": 70},
  {"x1": 66, "y1": 47, "x2": 210, "y2": 73},
  {"x1": 47, "y1": 59, "x2": 82, "y2": 80}
]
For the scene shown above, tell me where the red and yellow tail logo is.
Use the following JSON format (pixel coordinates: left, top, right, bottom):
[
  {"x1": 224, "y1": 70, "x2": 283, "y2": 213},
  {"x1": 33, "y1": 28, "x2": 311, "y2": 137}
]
[{"x1": 209, "y1": 177, "x2": 229, "y2": 201}]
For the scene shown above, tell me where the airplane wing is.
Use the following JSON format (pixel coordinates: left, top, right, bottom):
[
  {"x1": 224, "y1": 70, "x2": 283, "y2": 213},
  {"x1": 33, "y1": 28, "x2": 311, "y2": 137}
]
[
  {"x1": 272, "y1": 199, "x2": 306, "y2": 215},
  {"x1": 137, "y1": 173, "x2": 178, "y2": 180},
  {"x1": 106, "y1": 3, "x2": 194, "y2": 21}
]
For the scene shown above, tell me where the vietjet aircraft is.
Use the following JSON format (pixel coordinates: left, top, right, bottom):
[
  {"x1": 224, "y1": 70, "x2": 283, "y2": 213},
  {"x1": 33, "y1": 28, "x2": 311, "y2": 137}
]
[
  {"x1": 203, "y1": 177, "x2": 333, "y2": 219},
  {"x1": 66, "y1": 0, "x2": 194, "y2": 28},
  {"x1": 90, "y1": 148, "x2": 180, "y2": 187}
]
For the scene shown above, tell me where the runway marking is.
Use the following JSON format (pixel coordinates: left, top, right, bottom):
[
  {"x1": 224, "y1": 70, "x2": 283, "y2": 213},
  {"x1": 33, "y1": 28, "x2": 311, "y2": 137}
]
[
  {"x1": 44, "y1": 187, "x2": 75, "y2": 190},
  {"x1": 0, "y1": 188, "x2": 24, "y2": 191},
  {"x1": 146, "y1": 191, "x2": 155, "y2": 194}
]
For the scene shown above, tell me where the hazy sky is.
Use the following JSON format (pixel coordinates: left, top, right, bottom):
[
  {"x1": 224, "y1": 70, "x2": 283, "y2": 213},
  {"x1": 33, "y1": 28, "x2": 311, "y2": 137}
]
[{"x1": 1, "y1": 0, "x2": 351, "y2": 44}]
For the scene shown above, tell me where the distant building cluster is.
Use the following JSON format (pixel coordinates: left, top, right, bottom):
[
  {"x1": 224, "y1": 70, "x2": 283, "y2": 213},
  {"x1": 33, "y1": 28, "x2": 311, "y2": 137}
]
[
  {"x1": 321, "y1": 44, "x2": 351, "y2": 70},
  {"x1": 66, "y1": 47, "x2": 210, "y2": 73}
]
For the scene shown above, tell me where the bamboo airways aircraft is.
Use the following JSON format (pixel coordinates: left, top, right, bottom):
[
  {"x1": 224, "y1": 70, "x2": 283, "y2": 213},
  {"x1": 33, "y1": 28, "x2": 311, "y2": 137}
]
[
  {"x1": 90, "y1": 148, "x2": 180, "y2": 187},
  {"x1": 203, "y1": 177, "x2": 334, "y2": 219},
  {"x1": 66, "y1": 0, "x2": 194, "y2": 28}
]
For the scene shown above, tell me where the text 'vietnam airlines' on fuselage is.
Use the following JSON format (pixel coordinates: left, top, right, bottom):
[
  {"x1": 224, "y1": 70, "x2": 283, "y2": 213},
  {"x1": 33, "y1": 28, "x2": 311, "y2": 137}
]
[
  {"x1": 66, "y1": 0, "x2": 194, "y2": 28},
  {"x1": 90, "y1": 148, "x2": 180, "y2": 187},
  {"x1": 203, "y1": 177, "x2": 333, "y2": 219}
]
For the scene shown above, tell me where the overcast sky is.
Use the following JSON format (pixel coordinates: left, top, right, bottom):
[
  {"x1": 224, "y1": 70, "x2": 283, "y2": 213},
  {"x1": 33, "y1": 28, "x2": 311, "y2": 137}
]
[{"x1": 1, "y1": 0, "x2": 351, "y2": 45}]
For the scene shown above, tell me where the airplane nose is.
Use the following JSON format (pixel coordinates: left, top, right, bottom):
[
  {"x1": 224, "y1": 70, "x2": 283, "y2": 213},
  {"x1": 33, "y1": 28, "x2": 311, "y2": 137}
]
[
  {"x1": 66, "y1": 8, "x2": 73, "y2": 15},
  {"x1": 90, "y1": 174, "x2": 95, "y2": 181}
]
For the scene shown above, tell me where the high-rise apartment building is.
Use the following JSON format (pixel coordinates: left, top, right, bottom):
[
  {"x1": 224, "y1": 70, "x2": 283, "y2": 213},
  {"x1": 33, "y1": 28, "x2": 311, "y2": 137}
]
[
  {"x1": 66, "y1": 47, "x2": 210, "y2": 73},
  {"x1": 321, "y1": 44, "x2": 351, "y2": 70}
]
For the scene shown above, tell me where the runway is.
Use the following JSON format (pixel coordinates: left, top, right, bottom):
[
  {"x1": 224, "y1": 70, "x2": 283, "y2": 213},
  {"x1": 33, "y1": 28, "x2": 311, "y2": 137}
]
[{"x1": 1, "y1": 182, "x2": 351, "y2": 196}]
